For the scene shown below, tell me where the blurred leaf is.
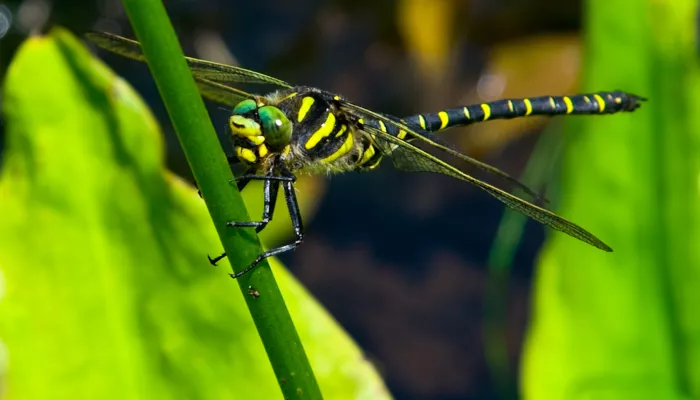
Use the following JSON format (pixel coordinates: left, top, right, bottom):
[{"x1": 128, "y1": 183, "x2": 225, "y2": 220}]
[
  {"x1": 484, "y1": 122, "x2": 564, "y2": 399},
  {"x1": 0, "y1": 29, "x2": 391, "y2": 400},
  {"x1": 397, "y1": 0, "x2": 455, "y2": 110},
  {"x1": 397, "y1": 0, "x2": 454, "y2": 77},
  {"x1": 523, "y1": 0, "x2": 700, "y2": 399}
]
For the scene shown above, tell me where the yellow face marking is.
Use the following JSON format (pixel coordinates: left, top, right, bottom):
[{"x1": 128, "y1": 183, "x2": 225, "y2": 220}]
[
  {"x1": 418, "y1": 115, "x2": 427, "y2": 130},
  {"x1": 230, "y1": 115, "x2": 262, "y2": 137},
  {"x1": 235, "y1": 146, "x2": 257, "y2": 163},
  {"x1": 563, "y1": 96, "x2": 574, "y2": 114},
  {"x1": 333, "y1": 95, "x2": 340, "y2": 101},
  {"x1": 278, "y1": 92, "x2": 298, "y2": 102},
  {"x1": 481, "y1": 104, "x2": 491, "y2": 121},
  {"x1": 524, "y1": 99, "x2": 533, "y2": 116},
  {"x1": 397, "y1": 129, "x2": 408, "y2": 140},
  {"x1": 378, "y1": 120, "x2": 387, "y2": 132},
  {"x1": 257, "y1": 144, "x2": 269, "y2": 158},
  {"x1": 248, "y1": 135, "x2": 265, "y2": 145},
  {"x1": 463, "y1": 107, "x2": 471, "y2": 119},
  {"x1": 438, "y1": 111, "x2": 449, "y2": 130},
  {"x1": 507, "y1": 100, "x2": 514, "y2": 112},
  {"x1": 593, "y1": 94, "x2": 606, "y2": 112},
  {"x1": 335, "y1": 124, "x2": 348, "y2": 138},
  {"x1": 358, "y1": 118, "x2": 365, "y2": 125},
  {"x1": 359, "y1": 144, "x2": 376, "y2": 165},
  {"x1": 304, "y1": 112, "x2": 337, "y2": 149},
  {"x1": 322, "y1": 132, "x2": 354, "y2": 163},
  {"x1": 549, "y1": 97, "x2": 556, "y2": 108},
  {"x1": 282, "y1": 145, "x2": 291, "y2": 156},
  {"x1": 297, "y1": 96, "x2": 315, "y2": 122}
]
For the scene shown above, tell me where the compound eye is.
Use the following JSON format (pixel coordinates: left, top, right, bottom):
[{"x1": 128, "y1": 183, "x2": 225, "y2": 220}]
[
  {"x1": 258, "y1": 106, "x2": 292, "y2": 150},
  {"x1": 232, "y1": 99, "x2": 257, "y2": 115}
]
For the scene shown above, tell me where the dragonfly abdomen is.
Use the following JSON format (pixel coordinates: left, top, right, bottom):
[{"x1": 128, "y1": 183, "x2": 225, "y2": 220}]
[{"x1": 404, "y1": 91, "x2": 645, "y2": 132}]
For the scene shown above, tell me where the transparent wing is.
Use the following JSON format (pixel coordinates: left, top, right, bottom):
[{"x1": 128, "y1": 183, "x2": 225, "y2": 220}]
[
  {"x1": 85, "y1": 31, "x2": 293, "y2": 88},
  {"x1": 358, "y1": 123, "x2": 612, "y2": 251},
  {"x1": 194, "y1": 77, "x2": 253, "y2": 106},
  {"x1": 345, "y1": 103, "x2": 546, "y2": 202}
]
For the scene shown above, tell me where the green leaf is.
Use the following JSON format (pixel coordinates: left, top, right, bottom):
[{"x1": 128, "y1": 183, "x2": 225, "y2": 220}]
[
  {"x1": 0, "y1": 29, "x2": 390, "y2": 400},
  {"x1": 522, "y1": 1, "x2": 700, "y2": 399}
]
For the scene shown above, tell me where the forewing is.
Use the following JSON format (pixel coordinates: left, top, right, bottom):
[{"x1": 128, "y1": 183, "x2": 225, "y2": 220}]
[
  {"x1": 85, "y1": 31, "x2": 293, "y2": 88},
  {"x1": 194, "y1": 77, "x2": 253, "y2": 106},
  {"x1": 359, "y1": 124, "x2": 612, "y2": 252}
]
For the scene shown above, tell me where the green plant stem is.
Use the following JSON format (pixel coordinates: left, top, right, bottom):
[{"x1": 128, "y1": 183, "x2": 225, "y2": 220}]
[{"x1": 118, "y1": 1, "x2": 323, "y2": 398}]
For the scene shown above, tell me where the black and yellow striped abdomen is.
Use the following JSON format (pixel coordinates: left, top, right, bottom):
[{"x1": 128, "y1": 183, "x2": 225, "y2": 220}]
[
  {"x1": 350, "y1": 91, "x2": 644, "y2": 171},
  {"x1": 404, "y1": 91, "x2": 645, "y2": 132}
]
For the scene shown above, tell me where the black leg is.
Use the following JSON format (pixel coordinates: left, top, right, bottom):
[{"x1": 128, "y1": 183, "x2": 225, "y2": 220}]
[
  {"x1": 227, "y1": 178, "x2": 280, "y2": 232},
  {"x1": 229, "y1": 178, "x2": 304, "y2": 278},
  {"x1": 230, "y1": 174, "x2": 295, "y2": 182},
  {"x1": 209, "y1": 175, "x2": 280, "y2": 266},
  {"x1": 208, "y1": 252, "x2": 227, "y2": 265},
  {"x1": 230, "y1": 173, "x2": 294, "y2": 191}
]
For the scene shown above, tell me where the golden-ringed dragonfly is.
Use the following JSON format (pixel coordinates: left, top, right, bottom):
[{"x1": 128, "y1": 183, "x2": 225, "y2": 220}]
[{"x1": 85, "y1": 31, "x2": 646, "y2": 278}]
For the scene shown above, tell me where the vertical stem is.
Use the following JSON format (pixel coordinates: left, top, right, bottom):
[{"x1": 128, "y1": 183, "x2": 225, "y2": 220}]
[{"x1": 117, "y1": 1, "x2": 323, "y2": 398}]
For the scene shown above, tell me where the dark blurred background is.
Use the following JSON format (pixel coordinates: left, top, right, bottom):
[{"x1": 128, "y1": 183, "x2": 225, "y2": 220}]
[{"x1": 0, "y1": 1, "x2": 588, "y2": 399}]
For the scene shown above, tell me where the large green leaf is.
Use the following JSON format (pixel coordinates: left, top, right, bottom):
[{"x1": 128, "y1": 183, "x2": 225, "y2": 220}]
[
  {"x1": 522, "y1": 1, "x2": 700, "y2": 399},
  {"x1": 0, "y1": 28, "x2": 390, "y2": 400}
]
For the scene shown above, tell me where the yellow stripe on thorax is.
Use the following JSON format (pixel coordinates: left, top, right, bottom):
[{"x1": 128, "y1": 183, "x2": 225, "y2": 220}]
[
  {"x1": 365, "y1": 155, "x2": 383, "y2": 170},
  {"x1": 481, "y1": 104, "x2": 491, "y2": 121},
  {"x1": 524, "y1": 98, "x2": 533, "y2": 116},
  {"x1": 358, "y1": 144, "x2": 376, "y2": 165},
  {"x1": 322, "y1": 132, "x2": 355, "y2": 163},
  {"x1": 563, "y1": 96, "x2": 573, "y2": 114},
  {"x1": 593, "y1": 94, "x2": 605, "y2": 112},
  {"x1": 335, "y1": 124, "x2": 348, "y2": 138},
  {"x1": 418, "y1": 115, "x2": 427, "y2": 129},
  {"x1": 378, "y1": 120, "x2": 387, "y2": 132},
  {"x1": 278, "y1": 92, "x2": 298, "y2": 102},
  {"x1": 508, "y1": 100, "x2": 514, "y2": 112},
  {"x1": 305, "y1": 112, "x2": 337, "y2": 149},
  {"x1": 463, "y1": 107, "x2": 471, "y2": 119},
  {"x1": 438, "y1": 111, "x2": 449, "y2": 130},
  {"x1": 297, "y1": 96, "x2": 315, "y2": 122},
  {"x1": 397, "y1": 129, "x2": 408, "y2": 140}
]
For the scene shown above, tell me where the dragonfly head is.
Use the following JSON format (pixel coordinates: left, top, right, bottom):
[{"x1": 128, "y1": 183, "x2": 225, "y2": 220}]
[{"x1": 229, "y1": 99, "x2": 292, "y2": 151}]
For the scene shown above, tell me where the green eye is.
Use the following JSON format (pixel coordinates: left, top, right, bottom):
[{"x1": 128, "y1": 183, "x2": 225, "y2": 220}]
[
  {"x1": 233, "y1": 99, "x2": 257, "y2": 115},
  {"x1": 258, "y1": 106, "x2": 292, "y2": 150}
]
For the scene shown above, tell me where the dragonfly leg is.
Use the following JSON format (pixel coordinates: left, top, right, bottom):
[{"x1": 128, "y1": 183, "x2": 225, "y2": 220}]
[
  {"x1": 208, "y1": 252, "x2": 227, "y2": 266},
  {"x1": 229, "y1": 174, "x2": 295, "y2": 183},
  {"x1": 226, "y1": 177, "x2": 280, "y2": 232},
  {"x1": 208, "y1": 174, "x2": 280, "y2": 266},
  {"x1": 229, "y1": 177, "x2": 304, "y2": 278}
]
